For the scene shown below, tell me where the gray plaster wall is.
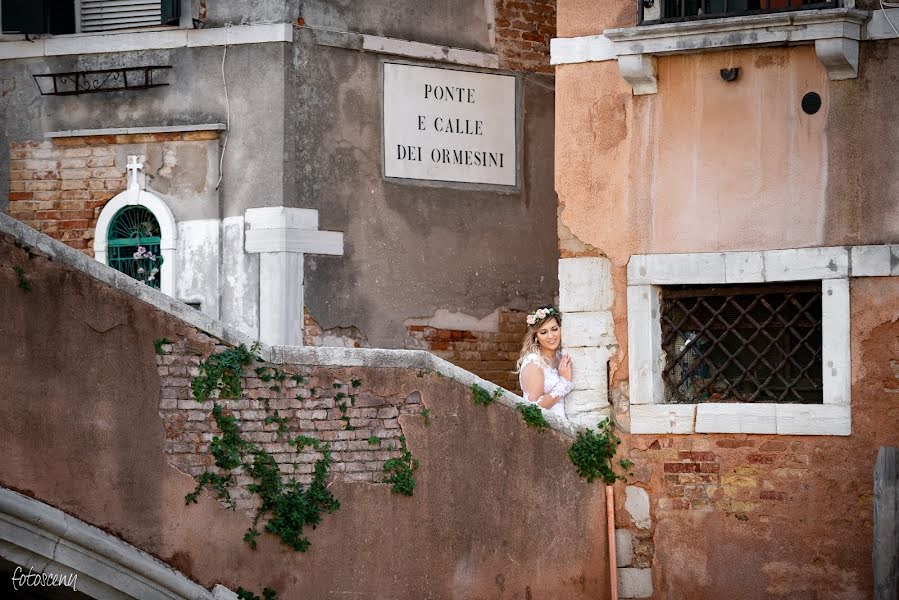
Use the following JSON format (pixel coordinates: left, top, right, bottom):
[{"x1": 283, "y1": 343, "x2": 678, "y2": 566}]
[
  {"x1": 0, "y1": 0, "x2": 560, "y2": 350},
  {"x1": 288, "y1": 28, "x2": 558, "y2": 347},
  {"x1": 0, "y1": 42, "x2": 286, "y2": 219},
  {"x1": 300, "y1": 0, "x2": 493, "y2": 51}
]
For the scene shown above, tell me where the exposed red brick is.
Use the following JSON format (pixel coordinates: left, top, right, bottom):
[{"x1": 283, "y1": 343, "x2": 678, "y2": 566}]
[
  {"x1": 747, "y1": 454, "x2": 775, "y2": 465},
  {"x1": 664, "y1": 462, "x2": 701, "y2": 473},
  {"x1": 679, "y1": 451, "x2": 716, "y2": 462},
  {"x1": 716, "y1": 439, "x2": 756, "y2": 448},
  {"x1": 760, "y1": 491, "x2": 786, "y2": 501}
]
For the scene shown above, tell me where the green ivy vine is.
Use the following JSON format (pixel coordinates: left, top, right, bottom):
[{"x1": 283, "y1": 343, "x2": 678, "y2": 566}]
[
  {"x1": 567, "y1": 419, "x2": 633, "y2": 485},
  {"x1": 516, "y1": 403, "x2": 549, "y2": 431},
  {"x1": 383, "y1": 435, "x2": 419, "y2": 496}
]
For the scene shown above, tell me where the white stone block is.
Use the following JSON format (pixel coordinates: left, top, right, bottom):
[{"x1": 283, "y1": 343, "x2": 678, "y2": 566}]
[
  {"x1": 615, "y1": 529, "x2": 634, "y2": 568},
  {"x1": 624, "y1": 486, "x2": 651, "y2": 529},
  {"x1": 628, "y1": 253, "x2": 725, "y2": 285},
  {"x1": 258, "y1": 253, "x2": 303, "y2": 347},
  {"x1": 245, "y1": 229, "x2": 344, "y2": 255},
  {"x1": 892, "y1": 245, "x2": 899, "y2": 276},
  {"x1": 775, "y1": 404, "x2": 850, "y2": 436},
  {"x1": 725, "y1": 251, "x2": 765, "y2": 283},
  {"x1": 213, "y1": 585, "x2": 240, "y2": 600},
  {"x1": 245, "y1": 206, "x2": 318, "y2": 230},
  {"x1": 629, "y1": 404, "x2": 696, "y2": 434},
  {"x1": 627, "y1": 286, "x2": 664, "y2": 405},
  {"x1": 822, "y1": 279, "x2": 851, "y2": 406},
  {"x1": 564, "y1": 389, "x2": 611, "y2": 428},
  {"x1": 558, "y1": 257, "x2": 613, "y2": 312},
  {"x1": 565, "y1": 346, "x2": 609, "y2": 391},
  {"x1": 563, "y1": 311, "x2": 616, "y2": 348},
  {"x1": 763, "y1": 247, "x2": 848, "y2": 281},
  {"x1": 618, "y1": 567, "x2": 653, "y2": 599},
  {"x1": 850, "y1": 245, "x2": 892, "y2": 277},
  {"x1": 695, "y1": 403, "x2": 776, "y2": 434}
]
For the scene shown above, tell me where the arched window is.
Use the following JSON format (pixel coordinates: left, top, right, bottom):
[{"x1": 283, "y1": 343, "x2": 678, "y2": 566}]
[{"x1": 107, "y1": 205, "x2": 164, "y2": 288}]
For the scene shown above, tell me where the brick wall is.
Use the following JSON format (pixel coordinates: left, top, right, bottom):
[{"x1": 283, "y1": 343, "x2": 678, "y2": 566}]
[
  {"x1": 157, "y1": 334, "x2": 423, "y2": 513},
  {"x1": 404, "y1": 308, "x2": 527, "y2": 393},
  {"x1": 6, "y1": 131, "x2": 218, "y2": 255},
  {"x1": 494, "y1": 0, "x2": 556, "y2": 73}
]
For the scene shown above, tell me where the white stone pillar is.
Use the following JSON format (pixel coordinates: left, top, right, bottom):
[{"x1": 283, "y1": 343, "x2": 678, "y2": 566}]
[
  {"x1": 559, "y1": 256, "x2": 617, "y2": 427},
  {"x1": 244, "y1": 207, "x2": 343, "y2": 347}
]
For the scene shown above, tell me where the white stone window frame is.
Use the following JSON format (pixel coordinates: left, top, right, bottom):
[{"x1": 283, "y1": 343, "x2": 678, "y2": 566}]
[
  {"x1": 626, "y1": 246, "x2": 870, "y2": 436},
  {"x1": 94, "y1": 187, "x2": 178, "y2": 297}
]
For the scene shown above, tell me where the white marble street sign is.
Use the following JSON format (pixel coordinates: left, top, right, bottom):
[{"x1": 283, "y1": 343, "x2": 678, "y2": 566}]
[{"x1": 383, "y1": 62, "x2": 517, "y2": 186}]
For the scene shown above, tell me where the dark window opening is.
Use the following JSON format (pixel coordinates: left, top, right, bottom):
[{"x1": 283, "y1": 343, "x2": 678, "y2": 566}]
[
  {"x1": 1, "y1": 1, "x2": 179, "y2": 35},
  {"x1": 660, "y1": 282, "x2": 823, "y2": 404},
  {"x1": 641, "y1": 0, "x2": 838, "y2": 25}
]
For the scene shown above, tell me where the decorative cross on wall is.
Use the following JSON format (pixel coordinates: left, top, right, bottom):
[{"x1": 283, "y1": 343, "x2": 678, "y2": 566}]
[{"x1": 126, "y1": 155, "x2": 144, "y2": 191}]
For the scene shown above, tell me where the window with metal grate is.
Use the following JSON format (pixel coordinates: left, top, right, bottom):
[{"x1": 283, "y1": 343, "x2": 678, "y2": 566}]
[
  {"x1": 642, "y1": 0, "x2": 839, "y2": 25},
  {"x1": 660, "y1": 282, "x2": 823, "y2": 404},
  {"x1": 107, "y1": 205, "x2": 164, "y2": 289}
]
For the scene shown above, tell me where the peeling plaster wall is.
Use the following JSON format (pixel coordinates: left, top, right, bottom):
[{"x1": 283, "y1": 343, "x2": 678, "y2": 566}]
[
  {"x1": 2, "y1": 1, "x2": 559, "y2": 373},
  {"x1": 0, "y1": 231, "x2": 608, "y2": 599},
  {"x1": 554, "y1": 2, "x2": 899, "y2": 597},
  {"x1": 288, "y1": 27, "x2": 558, "y2": 349}
]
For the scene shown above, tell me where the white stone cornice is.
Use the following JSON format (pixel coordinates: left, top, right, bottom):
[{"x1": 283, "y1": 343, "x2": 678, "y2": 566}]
[
  {"x1": 312, "y1": 28, "x2": 500, "y2": 69},
  {"x1": 551, "y1": 8, "x2": 892, "y2": 91},
  {"x1": 0, "y1": 23, "x2": 293, "y2": 61}
]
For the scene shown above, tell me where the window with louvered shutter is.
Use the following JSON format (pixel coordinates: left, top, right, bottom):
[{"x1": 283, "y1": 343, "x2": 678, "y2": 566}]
[{"x1": 79, "y1": 0, "x2": 167, "y2": 32}]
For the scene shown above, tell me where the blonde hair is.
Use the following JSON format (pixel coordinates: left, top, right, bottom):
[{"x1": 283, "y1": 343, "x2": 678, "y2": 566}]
[{"x1": 516, "y1": 307, "x2": 562, "y2": 372}]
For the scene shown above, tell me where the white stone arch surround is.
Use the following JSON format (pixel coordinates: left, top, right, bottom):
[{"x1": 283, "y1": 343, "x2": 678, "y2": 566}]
[
  {"x1": 0, "y1": 487, "x2": 239, "y2": 599},
  {"x1": 93, "y1": 187, "x2": 177, "y2": 297}
]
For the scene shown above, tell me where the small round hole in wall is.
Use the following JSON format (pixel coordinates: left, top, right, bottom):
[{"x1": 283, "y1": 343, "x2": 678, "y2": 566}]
[{"x1": 801, "y1": 92, "x2": 822, "y2": 115}]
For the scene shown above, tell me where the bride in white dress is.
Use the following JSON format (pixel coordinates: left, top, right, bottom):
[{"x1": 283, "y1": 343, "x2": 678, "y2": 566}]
[{"x1": 517, "y1": 306, "x2": 573, "y2": 420}]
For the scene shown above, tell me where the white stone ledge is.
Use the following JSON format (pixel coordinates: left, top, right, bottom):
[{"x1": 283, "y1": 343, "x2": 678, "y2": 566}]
[
  {"x1": 46, "y1": 123, "x2": 227, "y2": 139},
  {"x1": 0, "y1": 23, "x2": 293, "y2": 60},
  {"x1": 313, "y1": 28, "x2": 500, "y2": 69},
  {"x1": 244, "y1": 229, "x2": 344, "y2": 255},
  {"x1": 633, "y1": 402, "x2": 851, "y2": 435},
  {"x1": 551, "y1": 8, "x2": 895, "y2": 87},
  {"x1": 626, "y1": 246, "x2": 893, "y2": 285},
  {"x1": 695, "y1": 403, "x2": 777, "y2": 434},
  {"x1": 630, "y1": 404, "x2": 696, "y2": 434},
  {"x1": 550, "y1": 34, "x2": 615, "y2": 65}
]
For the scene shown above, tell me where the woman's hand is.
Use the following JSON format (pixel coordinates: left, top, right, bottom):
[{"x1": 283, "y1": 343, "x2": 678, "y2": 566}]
[{"x1": 558, "y1": 353, "x2": 573, "y2": 382}]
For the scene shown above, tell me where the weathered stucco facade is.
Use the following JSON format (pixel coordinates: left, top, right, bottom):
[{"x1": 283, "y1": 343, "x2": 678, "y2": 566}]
[
  {"x1": 553, "y1": 1, "x2": 898, "y2": 597},
  {"x1": 1, "y1": 0, "x2": 560, "y2": 391},
  {"x1": 0, "y1": 213, "x2": 607, "y2": 599}
]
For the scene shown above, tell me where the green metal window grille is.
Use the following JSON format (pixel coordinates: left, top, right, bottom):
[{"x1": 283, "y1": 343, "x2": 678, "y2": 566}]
[{"x1": 107, "y1": 205, "x2": 163, "y2": 288}]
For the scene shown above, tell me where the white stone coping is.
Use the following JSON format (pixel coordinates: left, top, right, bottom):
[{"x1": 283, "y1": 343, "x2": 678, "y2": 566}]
[
  {"x1": 551, "y1": 8, "x2": 896, "y2": 89},
  {"x1": 0, "y1": 213, "x2": 577, "y2": 438},
  {"x1": 312, "y1": 28, "x2": 500, "y2": 69},
  {"x1": 0, "y1": 487, "x2": 230, "y2": 599},
  {"x1": 551, "y1": 8, "x2": 897, "y2": 66},
  {"x1": 46, "y1": 123, "x2": 227, "y2": 139},
  {"x1": 623, "y1": 246, "x2": 891, "y2": 436},
  {"x1": 627, "y1": 246, "x2": 899, "y2": 285},
  {"x1": 0, "y1": 23, "x2": 293, "y2": 61}
]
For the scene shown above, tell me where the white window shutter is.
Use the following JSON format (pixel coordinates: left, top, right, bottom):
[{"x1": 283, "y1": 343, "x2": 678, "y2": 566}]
[{"x1": 79, "y1": 1, "x2": 162, "y2": 33}]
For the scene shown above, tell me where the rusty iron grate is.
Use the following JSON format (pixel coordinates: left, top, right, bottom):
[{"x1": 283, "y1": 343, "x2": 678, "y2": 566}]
[{"x1": 660, "y1": 282, "x2": 823, "y2": 404}]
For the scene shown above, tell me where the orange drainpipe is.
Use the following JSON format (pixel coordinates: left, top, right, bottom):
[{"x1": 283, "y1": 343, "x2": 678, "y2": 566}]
[{"x1": 606, "y1": 485, "x2": 618, "y2": 600}]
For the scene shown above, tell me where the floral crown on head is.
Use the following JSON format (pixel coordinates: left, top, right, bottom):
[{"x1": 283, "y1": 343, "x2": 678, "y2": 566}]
[{"x1": 526, "y1": 306, "x2": 559, "y2": 326}]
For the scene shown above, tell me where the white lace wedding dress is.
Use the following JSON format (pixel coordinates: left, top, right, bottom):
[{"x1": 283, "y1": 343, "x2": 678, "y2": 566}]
[{"x1": 518, "y1": 352, "x2": 573, "y2": 420}]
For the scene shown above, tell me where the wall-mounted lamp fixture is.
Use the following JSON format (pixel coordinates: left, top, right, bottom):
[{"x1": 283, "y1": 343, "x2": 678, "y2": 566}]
[{"x1": 720, "y1": 68, "x2": 740, "y2": 82}]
